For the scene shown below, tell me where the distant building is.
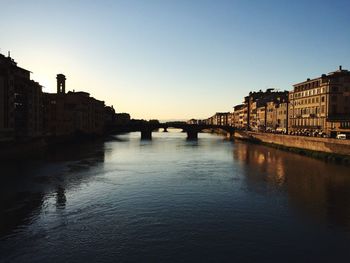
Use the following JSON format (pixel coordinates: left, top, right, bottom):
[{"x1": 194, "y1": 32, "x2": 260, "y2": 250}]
[
  {"x1": 0, "y1": 53, "x2": 43, "y2": 141},
  {"x1": 104, "y1": 105, "x2": 116, "y2": 128},
  {"x1": 211, "y1": 112, "x2": 230, "y2": 126},
  {"x1": 235, "y1": 89, "x2": 288, "y2": 131},
  {"x1": 187, "y1": 119, "x2": 198, "y2": 124},
  {"x1": 275, "y1": 100, "x2": 288, "y2": 132},
  {"x1": 44, "y1": 74, "x2": 105, "y2": 136},
  {"x1": 115, "y1": 113, "x2": 131, "y2": 125},
  {"x1": 256, "y1": 104, "x2": 266, "y2": 131},
  {"x1": 233, "y1": 104, "x2": 245, "y2": 128}
]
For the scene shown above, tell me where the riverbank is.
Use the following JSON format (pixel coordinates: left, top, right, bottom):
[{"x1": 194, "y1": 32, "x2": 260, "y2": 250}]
[
  {"x1": 234, "y1": 130, "x2": 350, "y2": 164},
  {"x1": 0, "y1": 133, "x2": 107, "y2": 160}
]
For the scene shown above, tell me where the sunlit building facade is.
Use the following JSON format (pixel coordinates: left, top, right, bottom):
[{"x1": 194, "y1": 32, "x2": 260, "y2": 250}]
[{"x1": 289, "y1": 66, "x2": 350, "y2": 136}]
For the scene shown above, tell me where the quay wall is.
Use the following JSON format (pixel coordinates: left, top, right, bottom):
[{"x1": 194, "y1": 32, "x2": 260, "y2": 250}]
[{"x1": 235, "y1": 131, "x2": 350, "y2": 156}]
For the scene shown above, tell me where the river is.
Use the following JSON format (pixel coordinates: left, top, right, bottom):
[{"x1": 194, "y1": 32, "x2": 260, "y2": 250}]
[{"x1": 1, "y1": 131, "x2": 350, "y2": 262}]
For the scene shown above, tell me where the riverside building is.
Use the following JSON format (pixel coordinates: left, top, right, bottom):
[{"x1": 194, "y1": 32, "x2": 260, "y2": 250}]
[
  {"x1": 44, "y1": 74, "x2": 105, "y2": 137},
  {"x1": 0, "y1": 53, "x2": 43, "y2": 141},
  {"x1": 239, "y1": 89, "x2": 288, "y2": 132},
  {"x1": 289, "y1": 66, "x2": 350, "y2": 137}
]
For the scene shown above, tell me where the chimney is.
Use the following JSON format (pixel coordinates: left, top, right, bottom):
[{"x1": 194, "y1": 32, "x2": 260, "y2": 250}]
[
  {"x1": 339, "y1": 65, "x2": 342, "y2": 71},
  {"x1": 7, "y1": 51, "x2": 10, "y2": 57}
]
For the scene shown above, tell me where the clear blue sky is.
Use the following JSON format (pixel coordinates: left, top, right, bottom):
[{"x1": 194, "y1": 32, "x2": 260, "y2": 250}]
[{"x1": 1, "y1": 0, "x2": 349, "y2": 120}]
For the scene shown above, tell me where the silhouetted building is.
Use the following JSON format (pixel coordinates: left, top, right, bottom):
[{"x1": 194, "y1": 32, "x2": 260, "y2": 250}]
[
  {"x1": 104, "y1": 105, "x2": 116, "y2": 127},
  {"x1": 115, "y1": 113, "x2": 130, "y2": 125},
  {"x1": 0, "y1": 53, "x2": 43, "y2": 141},
  {"x1": 44, "y1": 74, "x2": 105, "y2": 137}
]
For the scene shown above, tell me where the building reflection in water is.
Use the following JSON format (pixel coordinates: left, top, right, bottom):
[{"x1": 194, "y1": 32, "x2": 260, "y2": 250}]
[
  {"x1": 0, "y1": 141, "x2": 105, "y2": 238},
  {"x1": 233, "y1": 141, "x2": 350, "y2": 229},
  {"x1": 56, "y1": 186, "x2": 66, "y2": 209}
]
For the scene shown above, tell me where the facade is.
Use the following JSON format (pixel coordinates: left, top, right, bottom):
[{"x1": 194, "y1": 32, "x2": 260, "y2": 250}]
[
  {"x1": 0, "y1": 53, "x2": 43, "y2": 141},
  {"x1": 228, "y1": 112, "x2": 234, "y2": 127},
  {"x1": 209, "y1": 112, "x2": 230, "y2": 126},
  {"x1": 265, "y1": 101, "x2": 276, "y2": 130},
  {"x1": 234, "y1": 89, "x2": 288, "y2": 132},
  {"x1": 249, "y1": 101, "x2": 258, "y2": 131},
  {"x1": 275, "y1": 101, "x2": 288, "y2": 132},
  {"x1": 232, "y1": 104, "x2": 247, "y2": 129},
  {"x1": 256, "y1": 105, "x2": 266, "y2": 131},
  {"x1": 187, "y1": 119, "x2": 198, "y2": 125},
  {"x1": 289, "y1": 66, "x2": 350, "y2": 137}
]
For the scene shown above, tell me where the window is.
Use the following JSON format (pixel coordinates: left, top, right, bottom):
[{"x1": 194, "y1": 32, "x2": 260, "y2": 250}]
[
  {"x1": 331, "y1": 95, "x2": 337, "y2": 102},
  {"x1": 332, "y1": 87, "x2": 339, "y2": 92},
  {"x1": 321, "y1": 96, "x2": 325, "y2": 102},
  {"x1": 332, "y1": 105, "x2": 337, "y2": 114}
]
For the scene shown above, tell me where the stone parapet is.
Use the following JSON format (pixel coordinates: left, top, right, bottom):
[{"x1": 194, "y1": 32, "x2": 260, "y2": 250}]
[{"x1": 235, "y1": 131, "x2": 350, "y2": 156}]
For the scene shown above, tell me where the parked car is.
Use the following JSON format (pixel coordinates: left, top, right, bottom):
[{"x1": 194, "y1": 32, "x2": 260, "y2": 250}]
[{"x1": 336, "y1": 134, "x2": 347, "y2": 140}]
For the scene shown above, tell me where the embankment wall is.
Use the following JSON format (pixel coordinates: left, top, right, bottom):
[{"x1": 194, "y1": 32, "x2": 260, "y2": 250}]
[{"x1": 235, "y1": 131, "x2": 350, "y2": 156}]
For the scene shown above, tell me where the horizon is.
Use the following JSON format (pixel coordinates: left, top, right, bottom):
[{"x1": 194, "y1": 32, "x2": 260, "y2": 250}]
[{"x1": 1, "y1": 0, "x2": 350, "y2": 119}]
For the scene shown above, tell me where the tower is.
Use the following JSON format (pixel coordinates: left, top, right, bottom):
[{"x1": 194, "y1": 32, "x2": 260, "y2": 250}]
[{"x1": 56, "y1": 74, "x2": 66, "y2": 94}]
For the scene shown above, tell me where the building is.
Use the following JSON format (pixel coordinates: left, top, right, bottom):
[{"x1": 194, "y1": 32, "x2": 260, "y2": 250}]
[
  {"x1": 256, "y1": 104, "x2": 266, "y2": 131},
  {"x1": 275, "y1": 100, "x2": 288, "y2": 133},
  {"x1": 232, "y1": 104, "x2": 246, "y2": 128},
  {"x1": 187, "y1": 119, "x2": 198, "y2": 125},
  {"x1": 289, "y1": 66, "x2": 350, "y2": 137},
  {"x1": 104, "y1": 106, "x2": 116, "y2": 125},
  {"x1": 44, "y1": 74, "x2": 105, "y2": 137},
  {"x1": 237, "y1": 89, "x2": 288, "y2": 131},
  {"x1": 115, "y1": 113, "x2": 131, "y2": 125},
  {"x1": 0, "y1": 53, "x2": 43, "y2": 141},
  {"x1": 249, "y1": 101, "x2": 258, "y2": 131},
  {"x1": 208, "y1": 112, "x2": 230, "y2": 126}
]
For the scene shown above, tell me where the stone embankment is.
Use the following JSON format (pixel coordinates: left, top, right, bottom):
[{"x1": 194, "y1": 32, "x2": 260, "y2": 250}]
[{"x1": 234, "y1": 131, "x2": 350, "y2": 163}]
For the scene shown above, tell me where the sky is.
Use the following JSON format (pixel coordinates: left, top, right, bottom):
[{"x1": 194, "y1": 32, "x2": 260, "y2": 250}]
[{"x1": 1, "y1": 0, "x2": 350, "y2": 120}]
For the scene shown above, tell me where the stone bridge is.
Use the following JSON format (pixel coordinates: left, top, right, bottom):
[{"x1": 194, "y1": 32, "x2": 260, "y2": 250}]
[
  {"x1": 139, "y1": 123, "x2": 235, "y2": 140},
  {"x1": 109, "y1": 121, "x2": 236, "y2": 140}
]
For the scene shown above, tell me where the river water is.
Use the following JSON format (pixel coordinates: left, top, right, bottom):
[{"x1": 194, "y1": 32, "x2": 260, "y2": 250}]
[{"x1": 1, "y1": 131, "x2": 350, "y2": 262}]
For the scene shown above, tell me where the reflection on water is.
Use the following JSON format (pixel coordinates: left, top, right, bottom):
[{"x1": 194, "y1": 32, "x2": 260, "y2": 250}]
[
  {"x1": 234, "y1": 142, "x2": 350, "y2": 229},
  {"x1": 1, "y1": 132, "x2": 350, "y2": 262},
  {"x1": 0, "y1": 141, "x2": 105, "y2": 238}
]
